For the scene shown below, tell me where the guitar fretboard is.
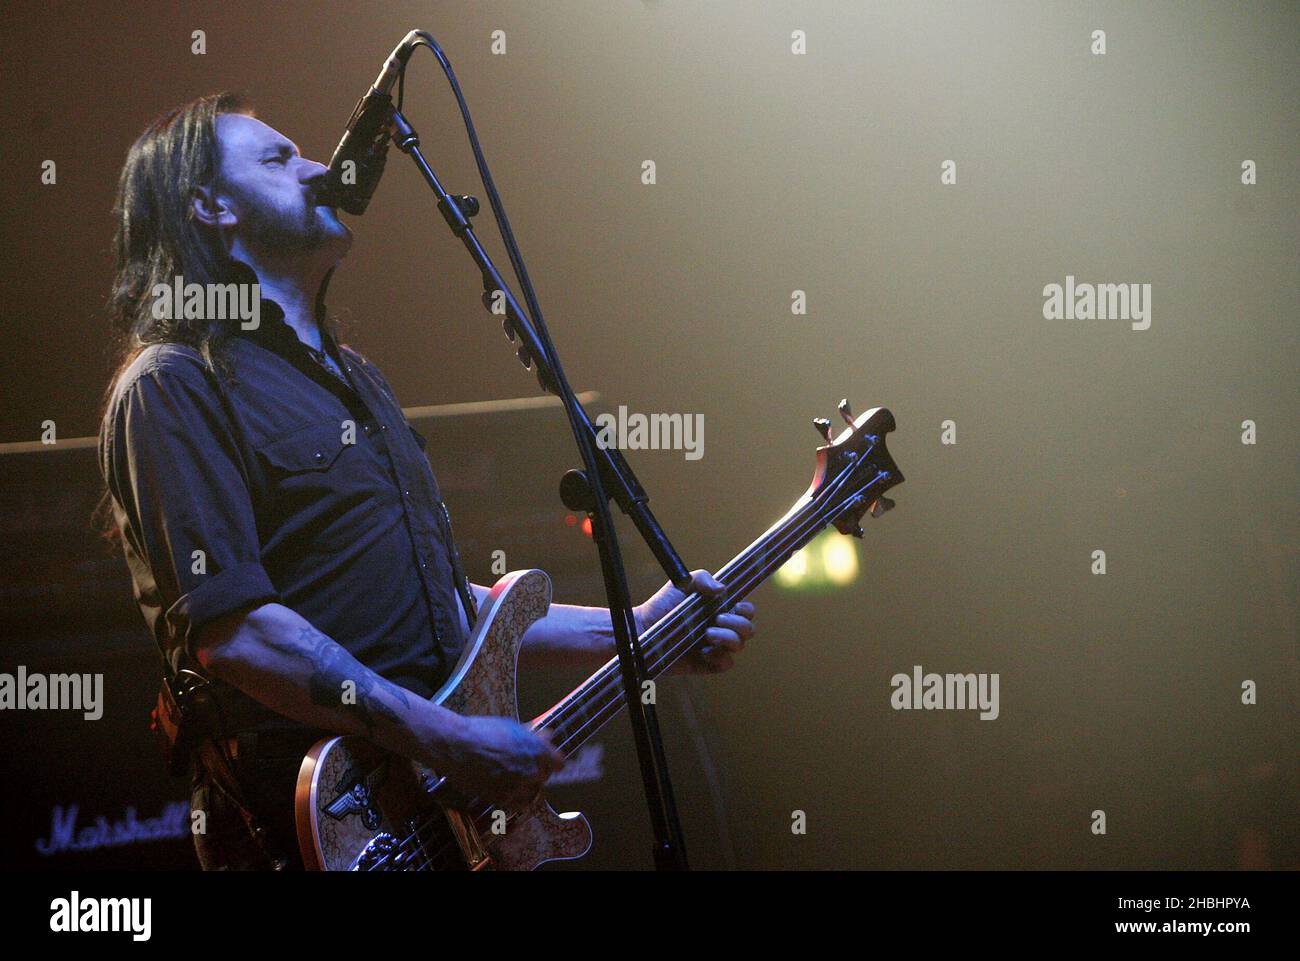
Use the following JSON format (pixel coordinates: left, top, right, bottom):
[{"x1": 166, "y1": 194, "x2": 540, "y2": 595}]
[{"x1": 532, "y1": 485, "x2": 848, "y2": 756}]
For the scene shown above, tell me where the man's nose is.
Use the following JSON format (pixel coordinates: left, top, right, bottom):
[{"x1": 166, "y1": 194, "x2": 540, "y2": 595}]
[{"x1": 300, "y1": 158, "x2": 329, "y2": 184}]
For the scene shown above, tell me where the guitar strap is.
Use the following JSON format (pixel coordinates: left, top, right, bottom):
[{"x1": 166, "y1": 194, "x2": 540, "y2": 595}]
[
  {"x1": 152, "y1": 655, "x2": 289, "y2": 869},
  {"x1": 439, "y1": 500, "x2": 479, "y2": 633}
]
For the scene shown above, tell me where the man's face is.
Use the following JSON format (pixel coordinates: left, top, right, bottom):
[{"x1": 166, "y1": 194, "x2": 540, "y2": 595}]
[{"x1": 212, "y1": 113, "x2": 351, "y2": 263}]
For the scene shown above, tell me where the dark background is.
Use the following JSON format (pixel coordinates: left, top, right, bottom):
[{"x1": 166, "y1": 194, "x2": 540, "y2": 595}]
[{"x1": 0, "y1": 1, "x2": 1295, "y2": 869}]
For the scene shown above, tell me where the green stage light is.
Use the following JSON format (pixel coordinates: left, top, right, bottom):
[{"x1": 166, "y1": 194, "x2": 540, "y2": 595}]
[{"x1": 774, "y1": 528, "x2": 860, "y2": 592}]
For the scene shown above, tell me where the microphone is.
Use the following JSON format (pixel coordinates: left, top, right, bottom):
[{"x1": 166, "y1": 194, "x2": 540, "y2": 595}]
[{"x1": 318, "y1": 31, "x2": 422, "y2": 215}]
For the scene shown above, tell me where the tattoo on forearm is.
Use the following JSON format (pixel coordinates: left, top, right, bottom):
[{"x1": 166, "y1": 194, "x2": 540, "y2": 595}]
[{"x1": 265, "y1": 626, "x2": 413, "y2": 735}]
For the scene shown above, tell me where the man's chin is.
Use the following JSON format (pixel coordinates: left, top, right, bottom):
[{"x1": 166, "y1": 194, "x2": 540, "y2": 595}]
[
  {"x1": 327, "y1": 203, "x2": 354, "y2": 225},
  {"x1": 314, "y1": 206, "x2": 352, "y2": 244}
]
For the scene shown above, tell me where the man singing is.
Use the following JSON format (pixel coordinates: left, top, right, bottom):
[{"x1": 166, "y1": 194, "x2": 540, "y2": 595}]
[{"x1": 98, "y1": 93, "x2": 755, "y2": 869}]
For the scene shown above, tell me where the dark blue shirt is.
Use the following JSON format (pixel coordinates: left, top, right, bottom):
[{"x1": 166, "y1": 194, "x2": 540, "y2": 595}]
[{"x1": 99, "y1": 295, "x2": 471, "y2": 733}]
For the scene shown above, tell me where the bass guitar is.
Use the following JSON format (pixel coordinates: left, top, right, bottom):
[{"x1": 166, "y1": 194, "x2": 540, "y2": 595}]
[{"x1": 295, "y1": 401, "x2": 903, "y2": 870}]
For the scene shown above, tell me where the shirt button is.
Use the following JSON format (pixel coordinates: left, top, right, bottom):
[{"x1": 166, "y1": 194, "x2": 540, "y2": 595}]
[
  {"x1": 313, "y1": 450, "x2": 325, "y2": 463},
  {"x1": 403, "y1": 489, "x2": 411, "y2": 499}
]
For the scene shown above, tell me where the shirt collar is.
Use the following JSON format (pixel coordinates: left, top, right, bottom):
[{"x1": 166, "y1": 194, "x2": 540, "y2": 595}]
[{"x1": 228, "y1": 261, "x2": 339, "y2": 359}]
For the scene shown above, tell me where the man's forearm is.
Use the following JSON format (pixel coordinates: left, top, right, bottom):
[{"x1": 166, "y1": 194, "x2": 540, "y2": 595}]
[
  {"x1": 519, "y1": 602, "x2": 620, "y2": 670},
  {"x1": 195, "y1": 602, "x2": 465, "y2": 768},
  {"x1": 469, "y1": 583, "x2": 618, "y2": 671}
]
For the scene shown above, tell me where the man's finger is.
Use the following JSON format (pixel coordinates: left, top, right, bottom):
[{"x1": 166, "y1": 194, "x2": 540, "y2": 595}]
[
  {"x1": 705, "y1": 626, "x2": 744, "y2": 652},
  {"x1": 689, "y1": 569, "x2": 726, "y2": 595},
  {"x1": 713, "y1": 611, "x2": 755, "y2": 640}
]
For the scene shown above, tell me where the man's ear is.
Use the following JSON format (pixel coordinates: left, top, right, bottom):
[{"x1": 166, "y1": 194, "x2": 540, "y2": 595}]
[{"x1": 191, "y1": 184, "x2": 237, "y2": 230}]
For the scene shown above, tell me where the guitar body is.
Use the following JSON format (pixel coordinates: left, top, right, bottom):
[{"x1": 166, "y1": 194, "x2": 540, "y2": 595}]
[{"x1": 295, "y1": 569, "x2": 593, "y2": 871}]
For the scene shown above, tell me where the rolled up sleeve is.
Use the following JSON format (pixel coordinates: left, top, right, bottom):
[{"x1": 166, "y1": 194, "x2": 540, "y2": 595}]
[{"x1": 103, "y1": 352, "x2": 280, "y2": 658}]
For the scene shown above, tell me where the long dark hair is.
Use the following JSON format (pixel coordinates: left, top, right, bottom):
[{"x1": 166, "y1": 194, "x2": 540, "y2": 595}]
[
  {"x1": 103, "y1": 91, "x2": 254, "y2": 388},
  {"x1": 95, "y1": 92, "x2": 253, "y2": 543}
]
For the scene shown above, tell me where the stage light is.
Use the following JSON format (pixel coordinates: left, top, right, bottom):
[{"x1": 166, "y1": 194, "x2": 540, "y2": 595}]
[
  {"x1": 821, "y1": 535, "x2": 859, "y2": 585},
  {"x1": 774, "y1": 530, "x2": 859, "y2": 591},
  {"x1": 774, "y1": 547, "x2": 809, "y2": 587}
]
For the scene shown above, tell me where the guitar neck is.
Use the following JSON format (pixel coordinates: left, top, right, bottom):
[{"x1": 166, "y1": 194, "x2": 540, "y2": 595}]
[{"x1": 532, "y1": 489, "x2": 830, "y2": 757}]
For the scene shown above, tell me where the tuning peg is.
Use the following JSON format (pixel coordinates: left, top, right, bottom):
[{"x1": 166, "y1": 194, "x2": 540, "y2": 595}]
[
  {"x1": 812, "y1": 417, "x2": 834, "y2": 443},
  {"x1": 837, "y1": 398, "x2": 856, "y2": 430},
  {"x1": 517, "y1": 344, "x2": 532, "y2": 370},
  {"x1": 870, "y1": 496, "x2": 896, "y2": 518}
]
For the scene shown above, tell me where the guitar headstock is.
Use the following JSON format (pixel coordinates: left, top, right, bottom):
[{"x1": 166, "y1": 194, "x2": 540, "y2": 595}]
[{"x1": 807, "y1": 400, "x2": 903, "y2": 537}]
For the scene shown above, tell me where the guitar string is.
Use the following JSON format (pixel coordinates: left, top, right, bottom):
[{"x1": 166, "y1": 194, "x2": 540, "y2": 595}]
[
  {"x1": 379, "y1": 569, "x2": 782, "y2": 871},
  {"x1": 397, "y1": 589, "x2": 747, "y2": 869},
  {"x1": 386, "y1": 510, "x2": 819, "y2": 871},
  {"x1": 388, "y1": 464, "x2": 885, "y2": 871},
  {"x1": 373, "y1": 489, "x2": 827, "y2": 871},
  {"x1": 382, "y1": 463, "x2": 885, "y2": 871},
  {"x1": 373, "y1": 460, "x2": 886, "y2": 870},
  {"x1": 539, "y1": 465, "x2": 888, "y2": 766}
]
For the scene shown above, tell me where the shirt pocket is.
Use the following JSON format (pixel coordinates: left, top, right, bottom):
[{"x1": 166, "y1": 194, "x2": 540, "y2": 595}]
[
  {"x1": 253, "y1": 420, "x2": 373, "y2": 554},
  {"x1": 258, "y1": 420, "x2": 351, "y2": 473}
]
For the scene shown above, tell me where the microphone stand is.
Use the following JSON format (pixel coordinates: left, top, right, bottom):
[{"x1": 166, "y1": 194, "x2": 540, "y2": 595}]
[{"x1": 381, "y1": 98, "x2": 695, "y2": 870}]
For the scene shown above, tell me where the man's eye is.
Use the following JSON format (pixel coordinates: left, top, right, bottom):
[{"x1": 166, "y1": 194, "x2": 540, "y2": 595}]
[{"x1": 263, "y1": 156, "x2": 287, "y2": 166}]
